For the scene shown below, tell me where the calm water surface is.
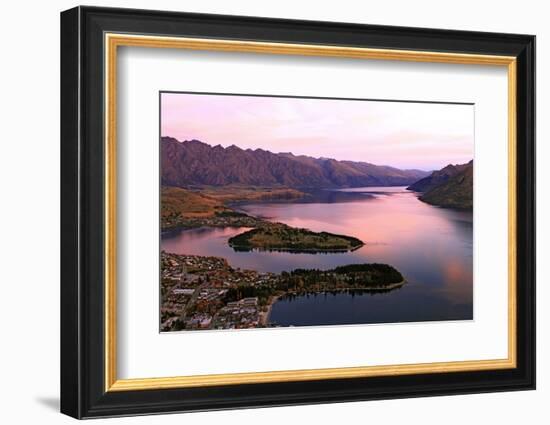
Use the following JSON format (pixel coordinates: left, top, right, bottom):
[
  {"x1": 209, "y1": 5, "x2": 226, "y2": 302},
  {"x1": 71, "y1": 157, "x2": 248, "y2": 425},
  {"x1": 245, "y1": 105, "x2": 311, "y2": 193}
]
[{"x1": 161, "y1": 187, "x2": 473, "y2": 325}]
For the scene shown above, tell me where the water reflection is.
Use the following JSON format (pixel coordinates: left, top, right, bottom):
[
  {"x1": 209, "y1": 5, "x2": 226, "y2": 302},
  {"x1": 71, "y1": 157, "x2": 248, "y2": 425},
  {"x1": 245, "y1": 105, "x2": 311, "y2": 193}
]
[{"x1": 161, "y1": 187, "x2": 473, "y2": 324}]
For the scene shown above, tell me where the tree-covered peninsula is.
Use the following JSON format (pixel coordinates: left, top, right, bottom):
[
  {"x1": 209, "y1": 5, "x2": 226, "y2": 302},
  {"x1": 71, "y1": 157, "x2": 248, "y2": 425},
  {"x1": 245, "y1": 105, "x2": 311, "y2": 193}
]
[{"x1": 228, "y1": 224, "x2": 364, "y2": 253}]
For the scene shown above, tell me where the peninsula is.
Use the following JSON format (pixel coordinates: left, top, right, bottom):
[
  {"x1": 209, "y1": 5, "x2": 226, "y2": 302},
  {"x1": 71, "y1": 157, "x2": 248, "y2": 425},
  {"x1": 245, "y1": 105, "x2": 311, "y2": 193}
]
[
  {"x1": 228, "y1": 224, "x2": 364, "y2": 253},
  {"x1": 161, "y1": 252, "x2": 405, "y2": 331}
]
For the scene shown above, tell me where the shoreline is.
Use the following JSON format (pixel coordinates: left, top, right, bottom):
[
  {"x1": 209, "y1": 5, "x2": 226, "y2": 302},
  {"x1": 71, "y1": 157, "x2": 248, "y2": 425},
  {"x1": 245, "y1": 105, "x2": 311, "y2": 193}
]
[
  {"x1": 259, "y1": 293, "x2": 282, "y2": 327},
  {"x1": 260, "y1": 280, "x2": 406, "y2": 327},
  {"x1": 228, "y1": 242, "x2": 364, "y2": 254}
]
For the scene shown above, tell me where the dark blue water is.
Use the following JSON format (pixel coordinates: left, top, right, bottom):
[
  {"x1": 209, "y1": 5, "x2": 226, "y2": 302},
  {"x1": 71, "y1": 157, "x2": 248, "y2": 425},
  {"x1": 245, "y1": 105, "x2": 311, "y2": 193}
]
[{"x1": 161, "y1": 187, "x2": 473, "y2": 325}]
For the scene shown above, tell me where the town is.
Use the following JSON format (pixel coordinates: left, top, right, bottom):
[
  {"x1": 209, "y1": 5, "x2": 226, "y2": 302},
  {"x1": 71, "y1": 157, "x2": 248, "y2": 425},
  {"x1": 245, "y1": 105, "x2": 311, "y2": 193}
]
[
  {"x1": 160, "y1": 251, "x2": 405, "y2": 332},
  {"x1": 161, "y1": 252, "x2": 279, "y2": 331}
]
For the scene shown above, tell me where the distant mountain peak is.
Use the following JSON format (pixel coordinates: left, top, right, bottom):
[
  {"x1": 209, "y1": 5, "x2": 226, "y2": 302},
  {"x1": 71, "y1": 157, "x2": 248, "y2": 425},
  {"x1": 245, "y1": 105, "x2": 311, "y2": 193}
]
[
  {"x1": 407, "y1": 160, "x2": 473, "y2": 195},
  {"x1": 419, "y1": 161, "x2": 473, "y2": 209}
]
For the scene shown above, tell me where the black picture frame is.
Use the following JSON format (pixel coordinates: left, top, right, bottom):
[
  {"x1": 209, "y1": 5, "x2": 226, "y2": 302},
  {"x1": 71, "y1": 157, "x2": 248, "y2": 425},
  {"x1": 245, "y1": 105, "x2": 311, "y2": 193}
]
[{"x1": 61, "y1": 5, "x2": 535, "y2": 419}]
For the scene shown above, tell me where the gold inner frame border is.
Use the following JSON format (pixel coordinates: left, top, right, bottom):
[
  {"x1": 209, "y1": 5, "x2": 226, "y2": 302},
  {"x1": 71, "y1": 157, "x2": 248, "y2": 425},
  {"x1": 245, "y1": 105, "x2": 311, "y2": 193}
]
[{"x1": 104, "y1": 33, "x2": 517, "y2": 392}]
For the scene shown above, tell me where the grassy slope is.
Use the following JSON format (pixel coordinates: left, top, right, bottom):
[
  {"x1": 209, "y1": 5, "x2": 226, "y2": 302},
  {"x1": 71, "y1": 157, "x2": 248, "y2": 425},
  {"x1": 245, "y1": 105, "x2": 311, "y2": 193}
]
[
  {"x1": 161, "y1": 186, "x2": 229, "y2": 220},
  {"x1": 161, "y1": 186, "x2": 305, "y2": 219},
  {"x1": 161, "y1": 186, "x2": 303, "y2": 229},
  {"x1": 197, "y1": 185, "x2": 305, "y2": 202}
]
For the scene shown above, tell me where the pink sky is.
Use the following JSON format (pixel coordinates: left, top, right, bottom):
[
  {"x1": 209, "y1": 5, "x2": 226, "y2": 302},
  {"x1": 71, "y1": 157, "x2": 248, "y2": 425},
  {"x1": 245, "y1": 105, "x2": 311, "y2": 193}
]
[{"x1": 161, "y1": 92, "x2": 474, "y2": 171}]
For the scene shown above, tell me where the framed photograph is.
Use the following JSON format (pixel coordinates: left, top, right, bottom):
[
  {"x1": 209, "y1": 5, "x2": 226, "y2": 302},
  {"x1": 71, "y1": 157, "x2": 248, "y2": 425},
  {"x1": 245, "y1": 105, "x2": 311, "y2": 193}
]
[{"x1": 60, "y1": 6, "x2": 535, "y2": 419}]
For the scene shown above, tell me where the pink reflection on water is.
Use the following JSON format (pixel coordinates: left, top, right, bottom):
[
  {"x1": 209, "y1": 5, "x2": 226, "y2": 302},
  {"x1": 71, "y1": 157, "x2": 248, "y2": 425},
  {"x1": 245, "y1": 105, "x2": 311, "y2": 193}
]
[
  {"x1": 244, "y1": 189, "x2": 459, "y2": 250},
  {"x1": 237, "y1": 188, "x2": 473, "y2": 303},
  {"x1": 162, "y1": 187, "x2": 473, "y2": 321}
]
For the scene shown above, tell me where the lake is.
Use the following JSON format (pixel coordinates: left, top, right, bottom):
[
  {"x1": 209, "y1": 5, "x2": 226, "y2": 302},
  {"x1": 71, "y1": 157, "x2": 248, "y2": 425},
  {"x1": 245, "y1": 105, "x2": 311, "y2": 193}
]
[{"x1": 161, "y1": 187, "x2": 473, "y2": 325}]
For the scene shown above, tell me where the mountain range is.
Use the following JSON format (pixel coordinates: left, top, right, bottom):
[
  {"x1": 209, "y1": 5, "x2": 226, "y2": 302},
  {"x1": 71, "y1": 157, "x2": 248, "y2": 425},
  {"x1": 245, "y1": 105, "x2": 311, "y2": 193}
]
[
  {"x1": 408, "y1": 160, "x2": 473, "y2": 209},
  {"x1": 161, "y1": 137, "x2": 430, "y2": 188}
]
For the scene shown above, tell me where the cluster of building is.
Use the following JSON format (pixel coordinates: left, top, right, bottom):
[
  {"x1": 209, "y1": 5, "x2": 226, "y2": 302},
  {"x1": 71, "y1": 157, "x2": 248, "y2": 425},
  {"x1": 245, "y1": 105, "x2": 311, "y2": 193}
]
[
  {"x1": 160, "y1": 252, "x2": 276, "y2": 331},
  {"x1": 210, "y1": 297, "x2": 261, "y2": 330}
]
